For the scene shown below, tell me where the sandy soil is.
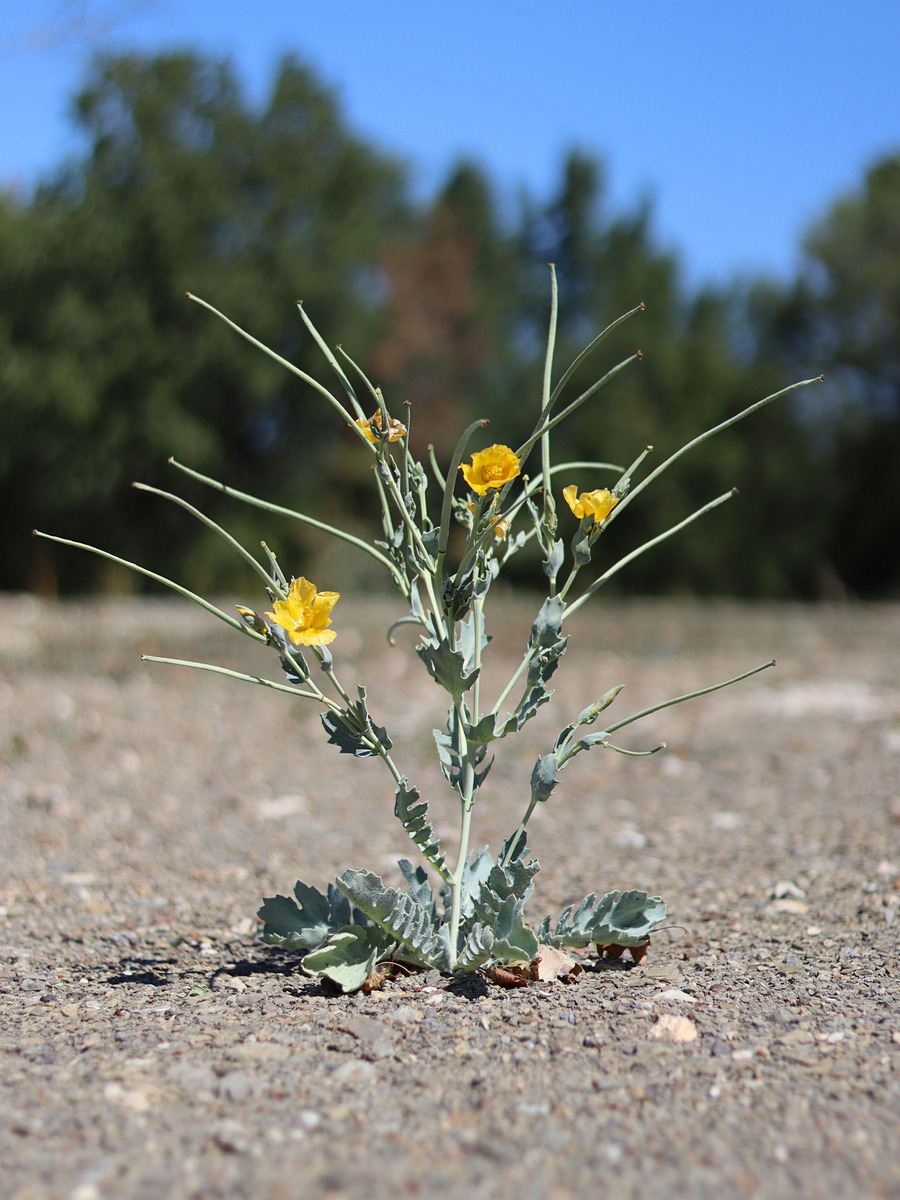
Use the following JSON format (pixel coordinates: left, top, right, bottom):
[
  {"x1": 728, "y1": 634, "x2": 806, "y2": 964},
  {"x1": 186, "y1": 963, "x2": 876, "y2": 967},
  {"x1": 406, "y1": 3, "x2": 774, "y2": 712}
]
[{"x1": 1, "y1": 593, "x2": 899, "y2": 1200}]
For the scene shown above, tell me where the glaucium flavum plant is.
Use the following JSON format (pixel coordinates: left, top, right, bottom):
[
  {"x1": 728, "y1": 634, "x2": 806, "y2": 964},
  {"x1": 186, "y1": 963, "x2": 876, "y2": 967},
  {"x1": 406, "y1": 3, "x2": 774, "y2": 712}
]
[{"x1": 35, "y1": 270, "x2": 821, "y2": 994}]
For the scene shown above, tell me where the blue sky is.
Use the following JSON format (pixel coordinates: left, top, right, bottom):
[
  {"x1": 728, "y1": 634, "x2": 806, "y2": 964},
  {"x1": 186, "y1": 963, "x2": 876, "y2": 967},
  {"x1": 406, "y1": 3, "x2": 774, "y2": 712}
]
[{"x1": 2, "y1": 1, "x2": 899, "y2": 286}]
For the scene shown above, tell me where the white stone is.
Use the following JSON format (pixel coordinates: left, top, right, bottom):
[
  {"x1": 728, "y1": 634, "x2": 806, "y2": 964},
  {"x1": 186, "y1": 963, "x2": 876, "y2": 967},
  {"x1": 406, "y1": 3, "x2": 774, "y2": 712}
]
[{"x1": 648, "y1": 1014, "x2": 698, "y2": 1042}]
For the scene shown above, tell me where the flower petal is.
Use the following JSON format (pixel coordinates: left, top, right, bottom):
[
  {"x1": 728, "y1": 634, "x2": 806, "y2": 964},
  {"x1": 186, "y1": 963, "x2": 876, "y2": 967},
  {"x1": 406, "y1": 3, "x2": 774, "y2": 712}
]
[
  {"x1": 562, "y1": 486, "x2": 618, "y2": 525},
  {"x1": 460, "y1": 444, "x2": 521, "y2": 495},
  {"x1": 562, "y1": 484, "x2": 583, "y2": 519},
  {"x1": 266, "y1": 577, "x2": 340, "y2": 647}
]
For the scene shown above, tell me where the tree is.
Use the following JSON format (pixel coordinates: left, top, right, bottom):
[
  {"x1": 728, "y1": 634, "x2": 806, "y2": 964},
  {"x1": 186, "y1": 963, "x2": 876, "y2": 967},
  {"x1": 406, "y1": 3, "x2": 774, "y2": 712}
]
[
  {"x1": 496, "y1": 151, "x2": 823, "y2": 597},
  {"x1": 0, "y1": 51, "x2": 408, "y2": 592},
  {"x1": 750, "y1": 154, "x2": 900, "y2": 596},
  {"x1": 367, "y1": 161, "x2": 525, "y2": 458}
]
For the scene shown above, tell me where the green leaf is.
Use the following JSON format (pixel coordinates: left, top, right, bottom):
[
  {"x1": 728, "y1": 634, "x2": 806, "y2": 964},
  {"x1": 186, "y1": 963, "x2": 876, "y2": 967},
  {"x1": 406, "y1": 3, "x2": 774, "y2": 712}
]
[
  {"x1": 529, "y1": 753, "x2": 559, "y2": 804},
  {"x1": 397, "y1": 858, "x2": 436, "y2": 913},
  {"x1": 498, "y1": 827, "x2": 529, "y2": 867},
  {"x1": 493, "y1": 595, "x2": 569, "y2": 739},
  {"x1": 529, "y1": 595, "x2": 565, "y2": 650},
  {"x1": 465, "y1": 713, "x2": 499, "y2": 744},
  {"x1": 499, "y1": 684, "x2": 553, "y2": 737},
  {"x1": 257, "y1": 893, "x2": 311, "y2": 950},
  {"x1": 576, "y1": 731, "x2": 610, "y2": 751},
  {"x1": 441, "y1": 572, "x2": 475, "y2": 624},
  {"x1": 454, "y1": 922, "x2": 495, "y2": 972},
  {"x1": 394, "y1": 780, "x2": 447, "y2": 879},
  {"x1": 590, "y1": 890, "x2": 667, "y2": 946},
  {"x1": 321, "y1": 710, "x2": 375, "y2": 756},
  {"x1": 536, "y1": 892, "x2": 597, "y2": 949},
  {"x1": 269, "y1": 625, "x2": 310, "y2": 684},
  {"x1": 525, "y1": 637, "x2": 568, "y2": 691},
  {"x1": 337, "y1": 869, "x2": 450, "y2": 971},
  {"x1": 540, "y1": 890, "x2": 667, "y2": 949},
  {"x1": 416, "y1": 637, "x2": 479, "y2": 701},
  {"x1": 433, "y1": 713, "x2": 491, "y2": 796},
  {"x1": 455, "y1": 847, "x2": 495, "y2": 921},
  {"x1": 542, "y1": 538, "x2": 564, "y2": 580},
  {"x1": 258, "y1": 880, "x2": 364, "y2": 951},
  {"x1": 320, "y1": 686, "x2": 391, "y2": 757},
  {"x1": 571, "y1": 523, "x2": 593, "y2": 567},
  {"x1": 488, "y1": 896, "x2": 540, "y2": 964},
  {"x1": 302, "y1": 926, "x2": 395, "y2": 993},
  {"x1": 470, "y1": 858, "x2": 541, "y2": 965},
  {"x1": 456, "y1": 608, "x2": 490, "y2": 672}
]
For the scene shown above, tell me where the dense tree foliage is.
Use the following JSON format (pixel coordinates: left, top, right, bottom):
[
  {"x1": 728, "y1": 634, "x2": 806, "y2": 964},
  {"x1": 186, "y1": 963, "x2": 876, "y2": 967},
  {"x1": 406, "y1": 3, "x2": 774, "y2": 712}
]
[
  {"x1": 750, "y1": 155, "x2": 900, "y2": 596},
  {"x1": 1, "y1": 51, "x2": 894, "y2": 597},
  {"x1": 494, "y1": 153, "x2": 823, "y2": 596},
  {"x1": 1, "y1": 52, "x2": 407, "y2": 592}
]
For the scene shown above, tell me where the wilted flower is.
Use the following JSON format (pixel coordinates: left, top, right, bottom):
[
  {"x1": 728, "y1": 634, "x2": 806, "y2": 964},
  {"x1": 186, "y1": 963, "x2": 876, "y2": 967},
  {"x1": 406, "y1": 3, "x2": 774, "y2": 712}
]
[
  {"x1": 235, "y1": 605, "x2": 269, "y2": 635},
  {"x1": 562, "y1": 485, "x2": 619, "y2": 525},
  {"x1": 467, "y1": 501, "x2": 511, "y2": 542},
  {"x1": 356, "y1": 410, "x2": 407, "y2": 443},
  {"x1": 266, "y1": 577, "x2": 340, "y2": 646},
  {"x1": 460, "y1": 445, "x2": 521, "y2": 495}
]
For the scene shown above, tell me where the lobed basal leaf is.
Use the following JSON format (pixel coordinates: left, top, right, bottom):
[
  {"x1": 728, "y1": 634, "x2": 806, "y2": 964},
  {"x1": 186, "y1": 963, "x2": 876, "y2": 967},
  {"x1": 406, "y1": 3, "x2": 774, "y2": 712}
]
[
  {"x1": 537, "y1": 889, "x2": 667, "y2": 950},
  {"x1": 337, "y1": 869, "x2": 451, "y2": 971},
  {"x1": 454, "y1": 922, "x2": 495, "y2": 972},
  {"x1": 258, "y1": 879, "x2": 367, "y2": 951},
  {"x1": 471, "y1": 858, "x2": 541, "y2": 965},
  {"x1": 480, "y1": 895, "x2": 539, "y2": 964},
  {"x1": 397, "y1": 858, "x2": 437, "y2": 914},
  {"x1": 302, "y1": 926, "x2": 395, "y2": 992},
  {"x1": 449, "y1": 846, "x2": 495, "y2": 922},
  {"x1": 589, "y1": 889, "x2": 667, "y2": 947}
]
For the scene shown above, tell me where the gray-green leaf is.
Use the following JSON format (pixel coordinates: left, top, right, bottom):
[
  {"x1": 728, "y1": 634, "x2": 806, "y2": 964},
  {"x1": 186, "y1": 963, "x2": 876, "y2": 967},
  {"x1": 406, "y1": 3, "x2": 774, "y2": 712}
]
[
  {"x1": 530, "y1": 753, "x2": 559, "y2": 804},
  {"x1": 337, "y1": 869, "x2": 450, "y2": 971},
  {"x1": 416, "y1": 637, "x2": 480, "y2": 701},
  {"x1": 258, "y1": 879, "x2": 364, "y2": 951},
  {"x1": 394, "y1": 781, "x2": 447, "y2": 878},
  {"x1": 302, "y1": 926, "x2": 395, "y2": 992}
]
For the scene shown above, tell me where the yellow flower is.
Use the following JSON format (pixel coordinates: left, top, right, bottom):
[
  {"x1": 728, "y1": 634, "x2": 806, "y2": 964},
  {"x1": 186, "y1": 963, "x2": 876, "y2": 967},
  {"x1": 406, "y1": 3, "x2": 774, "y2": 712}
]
[
  {"x1": 562, "y1": 485, "x2": 619, "y2": 525},
  {"x1": 356, "y1": 410, "x2": 407, "y2": 443},
  {"x1": 460, "y1": 445, "x2": 521, "y2": 495},
  {"x1": 266, "y1": 577, "x2": 340, "y2": 647}
]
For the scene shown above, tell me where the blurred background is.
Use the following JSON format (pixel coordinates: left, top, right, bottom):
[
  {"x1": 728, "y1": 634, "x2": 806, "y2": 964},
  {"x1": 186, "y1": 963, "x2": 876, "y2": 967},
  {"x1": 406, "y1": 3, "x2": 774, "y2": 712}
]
[{"x1": 2, "y1": 1, "x2": 898, "y2": 600}]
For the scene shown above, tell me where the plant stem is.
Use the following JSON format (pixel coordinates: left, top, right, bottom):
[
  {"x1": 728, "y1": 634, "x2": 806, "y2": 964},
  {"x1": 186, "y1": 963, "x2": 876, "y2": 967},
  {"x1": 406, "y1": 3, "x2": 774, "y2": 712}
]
[
  {"x1": 168, "y1": 458, "x2": 406, "y2": 589},
  {"x1": 186, "y1": 292, "x2": 353, "y2": 425},
  {"x1": 295, "y1": 302, "x2": 367, "y2": 420},
  {"x1": 446, "y1": 585, "x2": 484, "y2": 964},
  {"x1": 447, "y1": 747, "x2": 476, "y2": 968},
  {"x1": 603, "y1": 660, "x2": 776, "y2": 735},
  {"x1": 132, "y1": 483, "x2": 282, "y2": 596},
  {"x1": 562, "y1": 490, "x2": 736, "y2": 621},
  {"x1": 420, "y1": 571, "x2": 447, "y2": 641},
  {"x1": 32, "y1": 532, "x2": 267, "y2": 642},
  {"x1": 470, "y1": 594, "x2": 485, "y2": 718},
  {"x1": 489, "y1": 644, "x2": 535, "y2": 720},
  {"x1": 380, "y1": 463, "x2": 438, "y2": 575},
  {"x1": 603, "y1": 376, "x2": 824, "y2": 530},
  {"x1": 427, "y1": 444, "x2": 447, "y2": 490},
  {"x1": 140, "y1": 656, "x2": 333, "y2": 703},
  {"x1": 539, "y1": 265, "x2": 559, "y2": 537}
]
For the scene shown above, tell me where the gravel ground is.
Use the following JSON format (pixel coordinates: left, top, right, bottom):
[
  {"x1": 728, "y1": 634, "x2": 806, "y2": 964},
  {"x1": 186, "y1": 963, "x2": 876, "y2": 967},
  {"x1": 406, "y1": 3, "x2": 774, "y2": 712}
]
[{"x1": 1, "y1": 592, "x2": 899, "y2": 1200}]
